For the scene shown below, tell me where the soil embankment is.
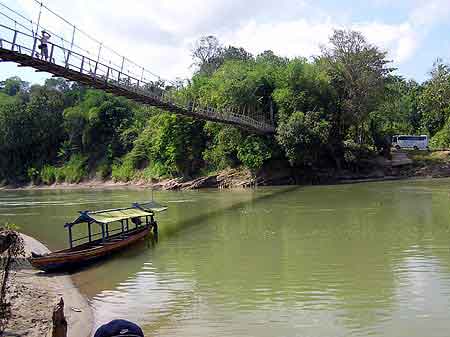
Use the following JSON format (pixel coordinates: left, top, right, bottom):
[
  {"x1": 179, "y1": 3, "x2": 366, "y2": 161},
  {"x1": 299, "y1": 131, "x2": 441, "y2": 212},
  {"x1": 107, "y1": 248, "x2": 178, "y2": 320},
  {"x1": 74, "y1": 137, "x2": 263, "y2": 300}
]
[
  {"x1": 6, "y1": 234, "x2": 93, "y2": 337},
  {"x1": 3, "y1": 150, "x2": 450, "y2": 191}
]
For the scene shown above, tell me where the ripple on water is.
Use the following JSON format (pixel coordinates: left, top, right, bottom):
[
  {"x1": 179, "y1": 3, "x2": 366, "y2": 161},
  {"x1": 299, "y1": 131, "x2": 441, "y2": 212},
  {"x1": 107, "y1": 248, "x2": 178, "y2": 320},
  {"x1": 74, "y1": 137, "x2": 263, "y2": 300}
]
[{"x1": 5, "y1": 181, "x2": 450, "y2": 337}]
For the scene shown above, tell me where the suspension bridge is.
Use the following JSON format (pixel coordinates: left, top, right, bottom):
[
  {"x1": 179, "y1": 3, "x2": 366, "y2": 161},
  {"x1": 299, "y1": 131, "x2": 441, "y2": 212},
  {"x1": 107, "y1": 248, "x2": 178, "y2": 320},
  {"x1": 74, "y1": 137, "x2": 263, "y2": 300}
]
[{"x1": 0, "y1": 1, "x2": 275, "y2": 134}]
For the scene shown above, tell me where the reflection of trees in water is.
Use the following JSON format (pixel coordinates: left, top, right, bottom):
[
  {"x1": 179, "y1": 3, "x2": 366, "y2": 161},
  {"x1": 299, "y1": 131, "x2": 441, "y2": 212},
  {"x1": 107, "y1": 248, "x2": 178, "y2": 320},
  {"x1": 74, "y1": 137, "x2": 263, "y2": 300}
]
[
  {"x1": 148, "y1": 184, "x2": 401, "y2": 333},
  {"x1": 16, "y1": 180, "x2": 450, "y2": 336},
  {"x1": 75, "y1": 187, "x2": 302, "y2": 332},
  {"x1": 150, "y1": 181, "x2": 450, "y2": 334}
]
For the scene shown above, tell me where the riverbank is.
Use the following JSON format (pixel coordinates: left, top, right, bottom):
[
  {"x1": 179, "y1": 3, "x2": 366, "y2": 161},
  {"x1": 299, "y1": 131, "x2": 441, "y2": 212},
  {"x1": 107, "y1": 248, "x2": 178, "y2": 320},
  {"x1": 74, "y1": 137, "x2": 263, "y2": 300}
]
[
  {"x1": 3, "y1": 151, "x2": 450, "y2": 191},
  {"x1": 6, "y1": 234, "x2": 93, "y2": 337}
]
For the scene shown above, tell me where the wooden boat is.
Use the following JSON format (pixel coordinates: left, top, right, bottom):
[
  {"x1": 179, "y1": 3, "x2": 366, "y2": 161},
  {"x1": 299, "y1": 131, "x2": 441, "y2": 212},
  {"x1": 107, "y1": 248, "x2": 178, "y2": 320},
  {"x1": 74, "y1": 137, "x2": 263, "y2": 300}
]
[{"x1": 30, "y1": 202, "x2": 166, "y2": 272}]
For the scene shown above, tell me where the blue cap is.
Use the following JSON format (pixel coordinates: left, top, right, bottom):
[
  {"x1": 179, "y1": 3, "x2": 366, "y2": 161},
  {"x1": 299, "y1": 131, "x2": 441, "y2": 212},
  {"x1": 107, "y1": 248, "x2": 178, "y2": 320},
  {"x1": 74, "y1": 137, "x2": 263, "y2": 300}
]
[{"x1": 94, "y1": 320, "x2": 144, "y2": 337}]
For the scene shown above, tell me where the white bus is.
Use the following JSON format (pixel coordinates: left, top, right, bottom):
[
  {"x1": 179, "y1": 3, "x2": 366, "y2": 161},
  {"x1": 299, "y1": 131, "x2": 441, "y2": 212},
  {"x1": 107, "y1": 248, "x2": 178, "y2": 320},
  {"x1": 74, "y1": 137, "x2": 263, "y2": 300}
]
[{"x1": 392, "y1": 135, "x2": 429, "y2": 150}]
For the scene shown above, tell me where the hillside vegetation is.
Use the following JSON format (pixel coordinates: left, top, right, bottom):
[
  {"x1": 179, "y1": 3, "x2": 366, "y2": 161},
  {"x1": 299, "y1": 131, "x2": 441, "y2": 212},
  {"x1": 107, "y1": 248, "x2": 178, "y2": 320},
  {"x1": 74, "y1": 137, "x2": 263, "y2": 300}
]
[{"x1": 1, "y1": 30, "x2": 450, "y2": 186}]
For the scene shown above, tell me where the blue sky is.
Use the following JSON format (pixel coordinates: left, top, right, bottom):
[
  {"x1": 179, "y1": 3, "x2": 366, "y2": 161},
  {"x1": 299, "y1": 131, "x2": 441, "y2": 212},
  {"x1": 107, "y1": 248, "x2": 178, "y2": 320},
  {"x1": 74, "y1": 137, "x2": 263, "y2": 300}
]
[{"x1": 1, "y1": 0, "x2": 450, "y2": 84}]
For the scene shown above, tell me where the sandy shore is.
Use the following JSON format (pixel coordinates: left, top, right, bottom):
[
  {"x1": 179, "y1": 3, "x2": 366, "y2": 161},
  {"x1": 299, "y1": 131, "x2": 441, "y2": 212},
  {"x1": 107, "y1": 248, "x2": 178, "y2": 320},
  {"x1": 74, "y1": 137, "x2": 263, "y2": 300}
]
[{"x1": 5, "y1": 234, "x2": 93, "y2": 337}]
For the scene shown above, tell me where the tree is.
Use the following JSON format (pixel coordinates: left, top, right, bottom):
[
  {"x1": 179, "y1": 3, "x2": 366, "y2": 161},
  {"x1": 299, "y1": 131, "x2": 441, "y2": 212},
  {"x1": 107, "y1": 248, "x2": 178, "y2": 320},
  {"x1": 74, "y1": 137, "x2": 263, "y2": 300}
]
[
  {"x1": 369, "y1": 76, "x2": 421, "y2": 152},
  {"x1": 0, "y1": 77, "x2": 29, "y2": 96},
  {"x1": 276, "y1": 111, "x2": 331, "y2": 166},
  {"x1": 203, "y1": 123, "x2": 243, "y2": 170},
  {"x1": 418, "y1": 59, "x2": 450, "y2": 136},
  {"x1": 237, "y1": 136, "x2": 272, "y2": 172},
  {"x1": 191, "y1": 36, "x2": 223, "y2": 76},
  {"x1": 127, "y1": 113, "x2": 205, "y2": 177},
  {"x1": 191, "y1": 36, "x2": 254, "y2": 76},
  {"x1": 320, "y1": 29, "x2": 393, "y2": 145}
]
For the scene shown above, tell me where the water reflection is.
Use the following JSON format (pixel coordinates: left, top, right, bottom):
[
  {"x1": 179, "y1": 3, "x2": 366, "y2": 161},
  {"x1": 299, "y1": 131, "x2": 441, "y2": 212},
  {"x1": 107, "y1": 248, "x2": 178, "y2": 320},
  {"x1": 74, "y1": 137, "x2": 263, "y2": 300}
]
[{"x1": 2, "y1": 180, "x2": 450, "y2": 336}]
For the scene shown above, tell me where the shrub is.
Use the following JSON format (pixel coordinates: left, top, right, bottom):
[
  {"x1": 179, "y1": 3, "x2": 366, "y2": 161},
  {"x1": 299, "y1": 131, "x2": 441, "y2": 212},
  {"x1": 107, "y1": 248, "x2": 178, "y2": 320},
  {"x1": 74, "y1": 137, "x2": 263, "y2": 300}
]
[
  {"x1": 61, "y1": 154, "x2": 87, "y2": 183},
  {"x1": 276, "y1": 111, "x2": 331, "y2": 166},
  {"x1": 95, "y1": 162, "x2": 111, "y2": 180},
  {"x1": 55, "y1": 167, "x2": 66, "y2": 183},
  {"x1": 41, "y1": 155, "x2": 87, "y2": 184},
  {"x1": 27, "y1": 167, "x2": 40, "y2": 185},
  {"x1": 111, "y1": 158, "x2": 136, "y2": 182},
  {"x1": 40, "y1": 165, "x2": 57, "y2": 185},
  {"x1": 430, "y1": 127, "x2": 450, "y2": 149},
  {"x1": 237, "y1": 136, "x2": 272, "y2": 172},
  {"x1": 343, "y1": 140, "x2": 375, "y2": 170}
]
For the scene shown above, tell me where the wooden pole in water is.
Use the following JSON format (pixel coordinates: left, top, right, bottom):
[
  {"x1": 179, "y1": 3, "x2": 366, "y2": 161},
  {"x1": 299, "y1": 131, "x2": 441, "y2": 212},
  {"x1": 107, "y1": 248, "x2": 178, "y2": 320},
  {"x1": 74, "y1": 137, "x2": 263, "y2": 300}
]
[{"x1": 51, "y1": 298, "x2": 67, "y2": 337}]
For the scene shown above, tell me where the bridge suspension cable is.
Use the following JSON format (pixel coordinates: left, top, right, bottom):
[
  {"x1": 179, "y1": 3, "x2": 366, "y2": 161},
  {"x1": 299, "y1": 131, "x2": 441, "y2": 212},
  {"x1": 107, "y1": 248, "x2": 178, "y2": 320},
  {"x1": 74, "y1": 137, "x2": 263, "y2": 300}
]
[
  {"x1": 0, "y1": 0, "x2": 275, "y2": 133},
  {"x1": 29, "y1": 0, "x2": 171, "y2": 85}
]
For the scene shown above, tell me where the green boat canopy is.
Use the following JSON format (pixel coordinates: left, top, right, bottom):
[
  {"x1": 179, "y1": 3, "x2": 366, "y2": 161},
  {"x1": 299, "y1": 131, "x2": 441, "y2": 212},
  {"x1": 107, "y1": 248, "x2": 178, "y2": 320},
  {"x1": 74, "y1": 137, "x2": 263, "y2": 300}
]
[
  {"x1": 86, "y1": 208, "x2": 153, "y2": 224},
  {"x1": 134, "y1": 201, "x2": 168, "y2": 212},
  {"x1": 67, "y1": 206, "x2": 153, "y2": 227}
]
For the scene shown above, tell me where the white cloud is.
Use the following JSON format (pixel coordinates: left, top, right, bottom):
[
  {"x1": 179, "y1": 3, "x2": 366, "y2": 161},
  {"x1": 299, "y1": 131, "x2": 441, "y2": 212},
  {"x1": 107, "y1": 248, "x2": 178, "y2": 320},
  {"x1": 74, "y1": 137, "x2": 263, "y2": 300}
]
[
  {"x1": 222, "y1": 19, "x2": 419, "y2": 66},
  {"x1": 410, "y1": 0, "x2": 450, "y2": 26},
  {"x1": 355, "y1": 22, "x2": 419, "y2": 63},
  {"x1": 222, "y1": 19, "x2": 333, "y2": 59},
  {"x1": 1, "y1": 0, "x2": 448, "y2": 83}
]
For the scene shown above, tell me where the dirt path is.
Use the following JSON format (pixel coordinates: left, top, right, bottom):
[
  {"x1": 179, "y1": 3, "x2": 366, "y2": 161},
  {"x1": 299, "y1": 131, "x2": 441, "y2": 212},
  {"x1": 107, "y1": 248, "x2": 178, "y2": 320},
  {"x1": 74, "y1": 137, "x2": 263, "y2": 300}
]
[
  {"x1": 5, "y1": 234, "x2": 93, "y2": 337},
  {"x1": 390, "y1": 151, "x2": 413, "y2": 166}
]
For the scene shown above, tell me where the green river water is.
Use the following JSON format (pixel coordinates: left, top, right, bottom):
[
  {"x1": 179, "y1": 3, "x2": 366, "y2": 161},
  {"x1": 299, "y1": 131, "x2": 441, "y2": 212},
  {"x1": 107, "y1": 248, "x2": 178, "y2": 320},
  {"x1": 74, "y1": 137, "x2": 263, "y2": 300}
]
[{"x1": 2, "y1": 179, "x2": 450, "y2": 336}]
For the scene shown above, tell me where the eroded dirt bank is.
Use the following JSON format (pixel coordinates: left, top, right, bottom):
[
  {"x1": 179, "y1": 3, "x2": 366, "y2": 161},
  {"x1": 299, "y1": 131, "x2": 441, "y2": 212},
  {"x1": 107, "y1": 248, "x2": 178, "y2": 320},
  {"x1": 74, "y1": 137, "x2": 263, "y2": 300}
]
[
  {"x1": 6, "y1": 234, "x2": 93, "y2": 337},
  {"x1": 3, "y1": 151, "x2": 450, "y2": 191}
]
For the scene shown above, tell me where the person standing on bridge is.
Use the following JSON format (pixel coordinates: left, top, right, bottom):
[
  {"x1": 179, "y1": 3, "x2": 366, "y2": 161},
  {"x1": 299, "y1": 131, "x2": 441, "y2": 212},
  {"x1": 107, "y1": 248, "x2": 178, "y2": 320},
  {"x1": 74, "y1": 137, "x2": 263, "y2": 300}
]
[{"x1": 39, "y1": 30, "x2": 51, "y2": 61}]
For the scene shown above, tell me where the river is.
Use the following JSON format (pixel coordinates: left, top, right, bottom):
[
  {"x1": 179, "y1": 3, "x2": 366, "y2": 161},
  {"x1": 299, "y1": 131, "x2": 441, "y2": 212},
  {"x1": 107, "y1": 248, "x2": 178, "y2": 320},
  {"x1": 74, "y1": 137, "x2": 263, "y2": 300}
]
[{"x1": 2, "y1": 179, "x2": 450, "y2": 337}]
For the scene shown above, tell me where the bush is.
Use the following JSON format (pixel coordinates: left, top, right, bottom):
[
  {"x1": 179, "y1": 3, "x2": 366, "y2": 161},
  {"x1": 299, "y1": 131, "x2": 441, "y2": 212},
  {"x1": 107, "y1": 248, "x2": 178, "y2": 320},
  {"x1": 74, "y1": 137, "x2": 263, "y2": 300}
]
[
  {"x1": 276, "y1": 111, "x2": 331, "y2": 166},
  {"x1": 40, "y1": 165, "x2": 57, "y2": 185},
  {"x1": 111, "y1": 158, "x2": 136, "y2": 182},
  {"x1": 430, "y1": 125, "x2": 450, "y2": 149},
  {"x1": 27, "y1": 167, "x2": 40, "y2": 185},
  {"x1": 343, "y1": 140, "x2": 375, "y2": 170},
  {"x1": 237, "y1": 136, "x2": 272, "y2": 172},
  {"x1": 60, "y1": 154, "x2": 87, "y2": 183},
  {"x1": 203, "y1": 123, "x2": 242, "y2": 170},
  {"x1": 40, "y1": 154, "x2": 87, "y2": 184},
  {"x1": 96, "y1": 162, "x2": 111, "y2": 180},
  {"x1": 55, "y1": 167, "x2": 66, "y2": 183}
]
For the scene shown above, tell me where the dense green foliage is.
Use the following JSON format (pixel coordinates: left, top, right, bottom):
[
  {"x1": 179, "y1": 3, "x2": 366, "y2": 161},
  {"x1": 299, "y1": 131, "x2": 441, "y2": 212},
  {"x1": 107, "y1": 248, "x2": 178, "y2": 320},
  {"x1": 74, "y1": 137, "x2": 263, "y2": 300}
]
[{"x1": 1, "y1": 30, "x2": 450, "y2": 185}]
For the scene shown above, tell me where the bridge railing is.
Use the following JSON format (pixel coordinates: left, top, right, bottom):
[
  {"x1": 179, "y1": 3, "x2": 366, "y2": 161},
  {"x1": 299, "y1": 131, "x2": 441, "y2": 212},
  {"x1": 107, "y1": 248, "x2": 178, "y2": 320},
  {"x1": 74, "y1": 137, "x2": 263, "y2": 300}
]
[{"x1": 0, "y1": 24, "x2": 275, "y2": 133}]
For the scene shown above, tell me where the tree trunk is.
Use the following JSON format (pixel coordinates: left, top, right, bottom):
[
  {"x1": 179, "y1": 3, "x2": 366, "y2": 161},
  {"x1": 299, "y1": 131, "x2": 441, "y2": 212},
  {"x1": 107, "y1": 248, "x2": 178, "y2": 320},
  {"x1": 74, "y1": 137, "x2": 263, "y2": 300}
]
[{"x1": 52, "y1": 298, "x2": 67, "y2": 337}]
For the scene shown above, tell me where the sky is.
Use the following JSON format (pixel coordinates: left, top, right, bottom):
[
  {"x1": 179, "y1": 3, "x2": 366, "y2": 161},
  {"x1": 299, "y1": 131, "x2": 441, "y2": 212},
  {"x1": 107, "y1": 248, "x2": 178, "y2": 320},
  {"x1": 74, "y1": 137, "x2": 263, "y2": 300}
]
[{"x1": 1, "y1": 0, "x2": 450, "y2": 84}]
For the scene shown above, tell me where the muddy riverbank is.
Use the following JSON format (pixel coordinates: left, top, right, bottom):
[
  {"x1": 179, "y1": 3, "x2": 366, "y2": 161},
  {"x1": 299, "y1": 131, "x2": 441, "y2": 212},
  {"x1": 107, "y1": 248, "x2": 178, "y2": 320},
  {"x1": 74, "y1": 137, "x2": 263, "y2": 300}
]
[
  {"x1": 6, "y1": 234, "x2": 93, "y2": 337},
  {"x1": 3, "y1": 151, "x2": 450, "y2": 191}
]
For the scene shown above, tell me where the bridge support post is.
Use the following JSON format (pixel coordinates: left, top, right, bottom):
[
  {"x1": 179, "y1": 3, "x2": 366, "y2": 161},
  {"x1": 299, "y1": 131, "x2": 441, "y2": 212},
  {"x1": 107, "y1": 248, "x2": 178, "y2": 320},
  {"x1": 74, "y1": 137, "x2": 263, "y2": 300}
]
[
  {"x1": 49, "y1": 44, "x2": 55, "y2": 63},
  {"x1": 31, "y1": 37, "x2": 38, "y2": 58},
  {"x1": 11, "y1": 31, "x2": 17, "y2": 51},
  {"x1": 93, "y1": 61, "x2": 98, "y2": 77},
  {"x1": 80, "y1": 56, "x2": 85, "y2": 73},
  {"x1": 65, "y1": 51, "x2": 71, "y2": 68}
]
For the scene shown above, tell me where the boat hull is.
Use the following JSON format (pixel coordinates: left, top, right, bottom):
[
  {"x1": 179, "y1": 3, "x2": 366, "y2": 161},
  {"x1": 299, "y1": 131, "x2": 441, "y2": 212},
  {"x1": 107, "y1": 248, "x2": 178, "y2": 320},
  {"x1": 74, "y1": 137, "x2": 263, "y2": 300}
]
[{"x1": 30, "y1": 226, "x2": 151, "y2": 272}]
